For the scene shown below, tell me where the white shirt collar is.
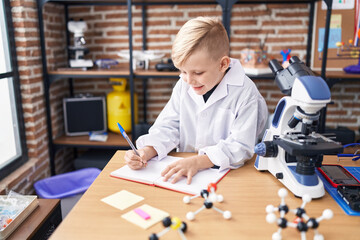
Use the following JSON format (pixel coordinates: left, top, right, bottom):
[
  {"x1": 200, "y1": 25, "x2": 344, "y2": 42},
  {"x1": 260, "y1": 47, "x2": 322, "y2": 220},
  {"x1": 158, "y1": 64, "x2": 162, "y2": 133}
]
[{"x1": 185, "y1": 58, "x2": 246, "y2": 111}]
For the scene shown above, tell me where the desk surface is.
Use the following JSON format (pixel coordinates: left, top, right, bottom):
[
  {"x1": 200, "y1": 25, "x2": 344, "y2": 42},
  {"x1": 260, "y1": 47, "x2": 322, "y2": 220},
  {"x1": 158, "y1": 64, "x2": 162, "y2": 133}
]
[{"x1": 50, "y1": 151, "x2": 360, "y2": 240}]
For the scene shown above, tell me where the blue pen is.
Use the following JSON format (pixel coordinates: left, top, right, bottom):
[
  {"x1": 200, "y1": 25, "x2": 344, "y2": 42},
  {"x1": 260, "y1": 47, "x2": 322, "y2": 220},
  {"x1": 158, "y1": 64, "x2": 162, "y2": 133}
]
[{"x1": 117, "y1": 122, "x2": 140, "y2": 156}]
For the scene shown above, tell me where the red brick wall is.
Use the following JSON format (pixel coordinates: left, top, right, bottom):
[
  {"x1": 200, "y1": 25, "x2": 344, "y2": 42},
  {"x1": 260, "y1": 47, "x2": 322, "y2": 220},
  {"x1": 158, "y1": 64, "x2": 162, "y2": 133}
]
[
  {"x1": 0, "y1": 0, "x2": 50, "y2": 194},
  {"x1": 1, "y1": 2, "x2": 359, "y2": 194},
  {"x1": 0, "y1": 0, "x2": 72, "y2": 194}
]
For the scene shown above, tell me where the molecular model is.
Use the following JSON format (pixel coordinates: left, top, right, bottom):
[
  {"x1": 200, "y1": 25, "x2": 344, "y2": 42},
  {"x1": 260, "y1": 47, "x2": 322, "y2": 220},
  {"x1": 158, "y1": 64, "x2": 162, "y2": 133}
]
[
  {"x1": 183, "y1": 183, "x2": 231, "y2": 221},
  {"x1": 266, "y1": 188, "x2": 333, "y2": 240},
  {"x1": 149, "y1": 216, "x2": 187, "y2": 240}
]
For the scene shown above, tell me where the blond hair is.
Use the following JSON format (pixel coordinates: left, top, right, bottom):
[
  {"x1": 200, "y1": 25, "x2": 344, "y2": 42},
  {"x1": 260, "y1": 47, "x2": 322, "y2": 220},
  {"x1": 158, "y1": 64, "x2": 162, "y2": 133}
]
[{"x1": 171, "y1": 17, "x2": 229, "y2": 68}]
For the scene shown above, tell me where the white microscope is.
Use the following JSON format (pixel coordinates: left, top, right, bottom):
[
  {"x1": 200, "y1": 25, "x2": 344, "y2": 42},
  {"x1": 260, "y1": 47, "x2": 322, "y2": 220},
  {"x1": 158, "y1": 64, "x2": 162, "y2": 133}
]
[
  {"x1": 68, "y1": 20, "x2": 93, "y2": 69},
  {"x1": 254, "y1": 56, "x2": 343, "y2": 199}
]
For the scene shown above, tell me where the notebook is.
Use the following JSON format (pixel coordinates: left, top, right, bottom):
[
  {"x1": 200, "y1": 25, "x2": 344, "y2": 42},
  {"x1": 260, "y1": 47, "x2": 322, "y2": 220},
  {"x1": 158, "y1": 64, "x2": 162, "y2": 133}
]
[{"x1": 110, "y1": 156, "x2": 230, "y2": 195}]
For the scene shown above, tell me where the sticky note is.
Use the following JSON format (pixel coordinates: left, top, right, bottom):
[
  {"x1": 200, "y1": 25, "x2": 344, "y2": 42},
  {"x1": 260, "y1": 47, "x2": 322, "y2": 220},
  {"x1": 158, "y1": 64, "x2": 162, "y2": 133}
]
[
  {"x1": 122, "y1": 204, "x2": 169, "y2": 229},
  {"x1": 101, "y1": 190, "x2": 144, "y2": 210}
]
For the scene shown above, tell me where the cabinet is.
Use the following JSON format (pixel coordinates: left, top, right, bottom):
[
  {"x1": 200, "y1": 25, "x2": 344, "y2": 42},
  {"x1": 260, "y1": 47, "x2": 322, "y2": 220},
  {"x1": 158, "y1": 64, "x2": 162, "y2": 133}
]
[
  {"x1": 37, "y1": 0, "x2": 328, "y2": 175},
  {"x1": 7, "y1": 199, "x2": 61, "y2": 240}
]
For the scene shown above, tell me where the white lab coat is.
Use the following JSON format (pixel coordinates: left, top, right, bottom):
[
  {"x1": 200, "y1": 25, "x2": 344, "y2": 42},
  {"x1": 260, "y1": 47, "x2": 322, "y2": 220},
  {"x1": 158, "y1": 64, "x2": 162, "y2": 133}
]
[{"x1": 136, "y1": 58, "x2": 268, "y2": 171}]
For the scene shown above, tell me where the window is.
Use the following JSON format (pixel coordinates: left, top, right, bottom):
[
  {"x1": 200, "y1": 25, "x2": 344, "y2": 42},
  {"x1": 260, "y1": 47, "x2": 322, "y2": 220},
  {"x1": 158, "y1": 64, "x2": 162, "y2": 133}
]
[{"x1": 0, "y1": 0, "x2": 27, "y2": 180}]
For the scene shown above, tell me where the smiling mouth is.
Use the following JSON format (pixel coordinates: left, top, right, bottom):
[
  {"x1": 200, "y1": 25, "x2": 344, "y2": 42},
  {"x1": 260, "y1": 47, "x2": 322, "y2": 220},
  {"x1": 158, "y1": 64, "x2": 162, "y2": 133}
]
[{"x1": 192, "y1": 86, "x2": 203, "y2": 91}]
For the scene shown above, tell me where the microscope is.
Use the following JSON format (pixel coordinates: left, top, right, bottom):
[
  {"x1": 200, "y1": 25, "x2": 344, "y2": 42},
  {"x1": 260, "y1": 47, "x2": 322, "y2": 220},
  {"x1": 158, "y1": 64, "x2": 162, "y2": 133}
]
[
  {"x1": 67, "y1": 20, "x2": 93, "y2": 69},
  {"x1": 254, "y1": 56, "x2": 343, "y2": 198}
]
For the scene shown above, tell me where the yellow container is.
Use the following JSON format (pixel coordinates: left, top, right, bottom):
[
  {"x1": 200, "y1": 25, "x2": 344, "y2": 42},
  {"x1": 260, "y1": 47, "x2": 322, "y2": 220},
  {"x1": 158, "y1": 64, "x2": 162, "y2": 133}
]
[{"x1": 107, "y1": 78, "x2": 138, "y2": 133}]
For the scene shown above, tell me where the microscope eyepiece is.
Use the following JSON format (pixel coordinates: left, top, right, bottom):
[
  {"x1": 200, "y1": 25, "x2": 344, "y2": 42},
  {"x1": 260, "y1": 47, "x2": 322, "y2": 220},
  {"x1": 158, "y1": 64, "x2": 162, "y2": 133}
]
[
  {"x1": 269, "y1": 59, "x2": 283, "y2": 75},
  {"x1": 289, "y1": 56, "x2": 301, "y2": 64}
]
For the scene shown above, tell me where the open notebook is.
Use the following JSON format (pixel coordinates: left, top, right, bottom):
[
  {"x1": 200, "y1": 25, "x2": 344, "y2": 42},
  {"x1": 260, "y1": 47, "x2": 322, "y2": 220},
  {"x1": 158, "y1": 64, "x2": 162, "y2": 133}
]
[{"x1": 110, "y1": 156, "x2": 230, "y2": 195}]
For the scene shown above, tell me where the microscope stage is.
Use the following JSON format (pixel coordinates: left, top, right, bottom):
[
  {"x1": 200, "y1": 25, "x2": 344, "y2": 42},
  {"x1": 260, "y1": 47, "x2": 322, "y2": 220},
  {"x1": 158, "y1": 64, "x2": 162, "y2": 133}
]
[{"x1": 274, "y1": 133, "x2": 343, "y2": 156}]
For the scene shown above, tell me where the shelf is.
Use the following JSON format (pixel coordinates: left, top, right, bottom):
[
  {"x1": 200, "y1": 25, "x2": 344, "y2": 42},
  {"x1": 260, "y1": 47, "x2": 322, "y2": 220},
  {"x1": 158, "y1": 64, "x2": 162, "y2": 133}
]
[
  {"x1": 134, "y1": 69, "x2": 179, "y2": 78},
  {"x1": 47, "y1": 68, "x2": 359, "y2": 81},
  {"x1": 39, "y1": 0, "x2": 217, "y2": 6},
  {"x1": 53, "y1": 132, "x2": 131, "y2": 149},
  {"x1": 39, "y1": 0, "x2": 315, "y2": 5},
  {"x1": 320, "y1": 70, "x2": 360, "y2": 79},
  {"x1": 48, "y1": 68, "x2": 180, "y2": 82},
  {"x1": 250, "y1": 70, "x2": 360, "y2": 81},
  {"x1": 48, "y1": 68, "x2": 130, "y2": 83},
  {"x1": 313, "y1": 70, "x2": 360, "y2": 87},
  {"x1": 49, "y1": 68, "x2": 130, "y2": 76}
]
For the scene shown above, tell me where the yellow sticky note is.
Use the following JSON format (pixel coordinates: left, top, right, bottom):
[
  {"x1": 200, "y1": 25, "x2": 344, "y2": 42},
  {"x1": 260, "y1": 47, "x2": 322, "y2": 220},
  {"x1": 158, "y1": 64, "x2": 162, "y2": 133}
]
[
  {"x1": 101, "y1": 190, "x2": 144, "y2": 210},
  {"x1": 121, "y1": 204, "x2": 169, "y2": 229}
]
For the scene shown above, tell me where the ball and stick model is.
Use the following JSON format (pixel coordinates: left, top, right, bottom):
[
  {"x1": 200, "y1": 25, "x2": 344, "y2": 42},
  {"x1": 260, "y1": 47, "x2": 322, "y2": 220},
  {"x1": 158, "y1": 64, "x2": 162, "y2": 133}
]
[
  {"x1": 266, "y1": 188, "x2": 333, "y2": 240},
  {"x1": 149, "y1": 216, "x2": 187, "y2": 240},
  {"x1": 183, "y1": 183, "x2": 231, "y2": 220}
]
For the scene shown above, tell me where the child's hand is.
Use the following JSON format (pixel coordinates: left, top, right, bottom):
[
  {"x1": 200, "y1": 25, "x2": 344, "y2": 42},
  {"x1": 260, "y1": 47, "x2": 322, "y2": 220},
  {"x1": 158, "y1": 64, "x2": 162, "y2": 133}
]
[
  {"x1": 161, "y1": 155, "x2": 213, "y2": 184},
  {"x1": 124, "y1": 146, "x2": 158, "y2": 170},
  {"x1": 124, "y1": 149, "x2": 147, "y2": 169}
]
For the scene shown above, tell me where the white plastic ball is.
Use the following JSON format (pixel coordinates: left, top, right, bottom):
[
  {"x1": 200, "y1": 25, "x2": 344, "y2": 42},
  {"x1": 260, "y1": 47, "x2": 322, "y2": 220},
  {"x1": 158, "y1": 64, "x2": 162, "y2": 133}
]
[
  {"x1": 209, "y1": 193, "x2": 217, "y2": 202},
  {"x1": 183, "y1": 196, "x2": 191, "y2": 204},
  {"x1": 266, "y1": 204, "x2": 275, "y2": 213},
  {"x1": 272, "y1": 232, "x2": 282, "y2": 240},
  {"x1": 278, "y1": 188, "x2": 288, "y2": 198},
  {"x1": 313, "y1": 234, "x2": 324, "y2": 240},
  {"x1": 322, "y1": 209, "x2": 333, "y2": 219},
  {"x1": 186, "y1": 212, "x2": 195, "y2": 221},
  {"x1": 217, "y1": 194, "x2": 224, "y2": 203},
  {"x1": 223, "y1": 211, "x2": 232, "y2": 219},
  {"x1": 266, "y1": 213, "x2": 277, "y2": 223},
  {"x1": 302, "y1": 194, "x2": 312, "y2": 203}
]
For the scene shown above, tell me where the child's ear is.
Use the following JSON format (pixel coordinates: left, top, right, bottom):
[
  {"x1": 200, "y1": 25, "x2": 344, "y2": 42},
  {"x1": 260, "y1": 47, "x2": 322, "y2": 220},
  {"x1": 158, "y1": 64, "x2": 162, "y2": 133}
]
[{"x1": 220, "y1": 56, "x2": 230, "y2": 72}]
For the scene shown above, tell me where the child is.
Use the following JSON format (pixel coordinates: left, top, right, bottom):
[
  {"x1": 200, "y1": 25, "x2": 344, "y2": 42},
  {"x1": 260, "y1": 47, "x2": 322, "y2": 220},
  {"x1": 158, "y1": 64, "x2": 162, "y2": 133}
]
[{"x1": 124, "y1": 17, "x2": 268, "y2": 184}]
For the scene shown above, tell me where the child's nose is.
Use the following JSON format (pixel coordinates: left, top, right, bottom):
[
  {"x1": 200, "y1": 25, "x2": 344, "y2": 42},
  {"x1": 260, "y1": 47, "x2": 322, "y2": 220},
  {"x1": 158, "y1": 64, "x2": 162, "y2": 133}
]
[{"x1": 186, "y1": 75, "x2": 196, "y2": 84}]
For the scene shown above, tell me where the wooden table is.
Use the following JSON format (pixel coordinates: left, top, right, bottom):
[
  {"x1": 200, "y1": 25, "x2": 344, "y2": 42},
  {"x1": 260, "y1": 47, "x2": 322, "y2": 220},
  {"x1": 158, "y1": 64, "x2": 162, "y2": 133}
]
[
  {"x1": 8, "y1": 199, "x2": 61, "y2": 240},
  {"x1": 50, "y1": 151, "x2": 360, "y2": 240}
]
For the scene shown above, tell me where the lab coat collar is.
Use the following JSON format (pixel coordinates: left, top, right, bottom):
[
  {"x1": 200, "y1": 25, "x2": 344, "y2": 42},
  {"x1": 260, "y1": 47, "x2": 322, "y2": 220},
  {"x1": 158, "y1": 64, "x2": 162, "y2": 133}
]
[{"x1": 187, "y1": 58, "x2": 245, "y2": 112}]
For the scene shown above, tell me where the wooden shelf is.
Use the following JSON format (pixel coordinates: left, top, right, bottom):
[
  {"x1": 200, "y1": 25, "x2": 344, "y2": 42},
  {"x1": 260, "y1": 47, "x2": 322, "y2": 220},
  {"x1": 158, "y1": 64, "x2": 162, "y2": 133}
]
[
  {"x1": 48, "y1": 68, "x2": 179, "y2": 78},
  {"x1": 49, "y1": 68, "x2": 130, "y2": 76},
  {"x1": 321, "y1": 70, "x2": 360, "y2": 79},
  {"x1": 134, "y1": 69, "x2": 179, "y2": 77},
  {"x1": 53, "y1": 132, "x2": 131, "y2": 148},
  {"x1": 40, "y1": 0, "x2": 315, "y2": 5},
  {"x1": 40, "y1": 0, "x2": 217, "y2": 5},
  {"x1": 48, "y1": 69, "x2": 360, "y2": 80}
]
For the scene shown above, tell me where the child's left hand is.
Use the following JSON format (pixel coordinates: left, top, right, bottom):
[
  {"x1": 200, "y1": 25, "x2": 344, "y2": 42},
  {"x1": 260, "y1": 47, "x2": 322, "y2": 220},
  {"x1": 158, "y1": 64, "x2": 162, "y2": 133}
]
[{"x1": 161, "y1": 155, "x2": 213, "y2": 184}]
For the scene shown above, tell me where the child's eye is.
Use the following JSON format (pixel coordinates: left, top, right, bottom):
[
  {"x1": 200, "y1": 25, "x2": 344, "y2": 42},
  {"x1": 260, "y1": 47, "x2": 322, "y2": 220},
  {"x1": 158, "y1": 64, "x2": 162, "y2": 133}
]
[{"x1": 195, "y1": 72, "x2": 204, "y2": 75}]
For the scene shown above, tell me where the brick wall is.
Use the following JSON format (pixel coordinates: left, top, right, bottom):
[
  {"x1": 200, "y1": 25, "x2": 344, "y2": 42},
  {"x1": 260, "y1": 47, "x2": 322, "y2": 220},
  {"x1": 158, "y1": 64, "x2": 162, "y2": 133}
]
[
  {"x1": 0, "y1": 0, "x2": 49, "y2": 194},
  {"x1": 1, "y1": 2, "x2": 359, "y2": 194},
  {"x1": 0, "y1": 0, "x2": 72, "y2": 194}
]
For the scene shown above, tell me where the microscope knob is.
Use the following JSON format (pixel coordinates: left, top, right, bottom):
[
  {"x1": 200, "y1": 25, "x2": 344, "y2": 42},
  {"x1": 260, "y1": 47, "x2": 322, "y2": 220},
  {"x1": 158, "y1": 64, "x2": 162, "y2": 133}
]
[
  {"x1": 254, "y1": 142, "x2": 266, "y2": 156},
  {"x1": 254, "y1": 141, "x2": 278, "y2": 158}
]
